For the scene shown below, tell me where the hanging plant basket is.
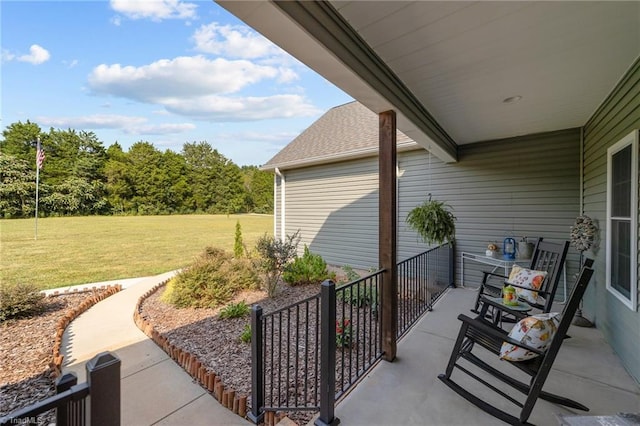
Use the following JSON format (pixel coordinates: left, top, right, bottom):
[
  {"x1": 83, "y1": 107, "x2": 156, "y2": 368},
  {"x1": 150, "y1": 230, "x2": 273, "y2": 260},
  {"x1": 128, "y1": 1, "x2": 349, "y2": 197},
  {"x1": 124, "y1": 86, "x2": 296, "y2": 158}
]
[{"x1": 406, "y1": 196, "x2": 456, "y2": 246}]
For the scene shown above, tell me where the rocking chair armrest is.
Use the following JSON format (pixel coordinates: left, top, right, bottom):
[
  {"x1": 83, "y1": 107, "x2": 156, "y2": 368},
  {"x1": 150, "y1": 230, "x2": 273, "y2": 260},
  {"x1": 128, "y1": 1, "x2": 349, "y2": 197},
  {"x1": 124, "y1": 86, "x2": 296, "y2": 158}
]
[
  {"x1": 504, "y1": 281, "x2": 539, "y2": 291},
  {"x1": 457, "y1": 314, "x2": 546, "y2": 356},
  {"x1": 479, "y1": 295, "x2": 529, "y2": 318}
]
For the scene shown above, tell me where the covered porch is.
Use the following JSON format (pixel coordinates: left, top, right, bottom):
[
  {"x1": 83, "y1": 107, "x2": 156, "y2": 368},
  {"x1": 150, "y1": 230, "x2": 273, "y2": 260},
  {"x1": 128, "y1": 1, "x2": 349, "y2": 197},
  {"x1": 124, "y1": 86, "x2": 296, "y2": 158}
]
[
  {"x1": 217, "y1": 2, "x2": 640, "y2": 415},
  {"x1": 335, "y1": 286, "x2": 640, "y2": 425}
]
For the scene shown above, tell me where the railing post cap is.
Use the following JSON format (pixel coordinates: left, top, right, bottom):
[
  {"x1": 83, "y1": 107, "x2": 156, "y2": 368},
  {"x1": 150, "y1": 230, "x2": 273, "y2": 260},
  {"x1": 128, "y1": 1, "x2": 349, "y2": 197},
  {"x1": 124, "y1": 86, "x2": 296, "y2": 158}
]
[
  {"x1": 321, "y1": 279, "x2": 335, "y2": 287},
  {"x1": 86, "y1": 351, "x2": 120, "y2": 370},
  {"x1": 55, "y1": 372, "x2": 78, "y2": 386}
]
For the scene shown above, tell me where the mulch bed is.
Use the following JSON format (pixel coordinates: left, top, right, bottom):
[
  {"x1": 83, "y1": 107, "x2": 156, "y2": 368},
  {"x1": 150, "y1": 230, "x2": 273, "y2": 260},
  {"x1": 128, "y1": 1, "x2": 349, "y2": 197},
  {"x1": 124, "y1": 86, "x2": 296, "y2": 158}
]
[
  {"x1": 138, "y1": 274, "x2": 384, "y2": 426},
  {"x1": 139, "y1": 282, "x2": 322, "y2": 404},
  {"x1": 0, "y1": 287, "x2": 120, "y2": 423}
]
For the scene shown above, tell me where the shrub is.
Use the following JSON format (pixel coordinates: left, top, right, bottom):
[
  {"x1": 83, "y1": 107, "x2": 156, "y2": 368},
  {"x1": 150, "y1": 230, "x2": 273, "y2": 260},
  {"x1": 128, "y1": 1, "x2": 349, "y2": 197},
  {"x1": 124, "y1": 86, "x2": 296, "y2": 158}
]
[
  {"x1": 340, "y1": 265, "x2": 362, "y2": 283},
  {"x1": 234, "y1": 220, "x2": 244, "y2": 258},
  {"x1": 163, "y1": 247, "x2": 260, "y2": 309},
  {"x1": 0, "y1": 283, "x2": 45, "y2": 322},
  {"x1": 239, "y1": 323, "x2": 251, "y2": 343},
  {"x1": 219, "y1": 301, "x2": 250, "y2": 319},
  {"x1": 282, "y1": 246, "x2": 333, "y2": 285},
  {"x1": 255, "y1": 231, "x2": 300, "y2": 297},
  {"x1": 338, "y1": 284, "x2": 378, "y2": 308},
  {"x1": 336, "y1": 318, "x2": 352, "y2": 348}
]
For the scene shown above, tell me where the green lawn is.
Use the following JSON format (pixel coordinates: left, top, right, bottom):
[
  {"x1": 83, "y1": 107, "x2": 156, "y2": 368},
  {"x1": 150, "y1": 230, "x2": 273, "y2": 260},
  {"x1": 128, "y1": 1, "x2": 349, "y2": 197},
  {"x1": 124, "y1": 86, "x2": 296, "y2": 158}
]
[{"x1": 0, "y1": 215, "x2": 273, "y2": 290}]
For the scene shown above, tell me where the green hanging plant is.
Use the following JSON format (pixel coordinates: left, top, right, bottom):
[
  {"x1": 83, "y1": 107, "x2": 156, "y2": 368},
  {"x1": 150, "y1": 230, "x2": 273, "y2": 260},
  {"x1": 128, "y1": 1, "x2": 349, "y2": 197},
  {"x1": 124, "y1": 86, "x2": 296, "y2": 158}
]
[{"x1": 406, "y1": 196, "x2": 456, "y2": 246}]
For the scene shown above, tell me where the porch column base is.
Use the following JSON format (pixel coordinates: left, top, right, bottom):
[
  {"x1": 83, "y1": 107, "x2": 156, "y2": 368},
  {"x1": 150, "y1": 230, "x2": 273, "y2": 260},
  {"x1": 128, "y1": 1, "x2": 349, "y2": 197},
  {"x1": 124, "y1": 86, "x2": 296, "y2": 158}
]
[{"x1": 314, "y1": 417, "x2": 341, "y2": 426}]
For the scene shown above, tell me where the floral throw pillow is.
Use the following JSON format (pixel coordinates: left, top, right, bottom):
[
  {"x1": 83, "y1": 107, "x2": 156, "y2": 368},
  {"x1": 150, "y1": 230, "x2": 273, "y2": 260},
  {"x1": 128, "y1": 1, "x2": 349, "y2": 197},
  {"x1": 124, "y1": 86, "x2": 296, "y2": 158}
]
[
  {"x1": 507, "y1": 265, "x2": 548, "y2": 305},
  {"x1": 500, "y1": 313, "x2": 560, "y2": 361}
]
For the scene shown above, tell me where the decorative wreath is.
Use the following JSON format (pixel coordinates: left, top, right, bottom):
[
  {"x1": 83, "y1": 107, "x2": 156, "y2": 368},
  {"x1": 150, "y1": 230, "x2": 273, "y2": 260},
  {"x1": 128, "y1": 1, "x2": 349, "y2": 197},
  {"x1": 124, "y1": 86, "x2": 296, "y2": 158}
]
[{"x1": 570, "y1": 215, "x2": 597, "y2": 252}]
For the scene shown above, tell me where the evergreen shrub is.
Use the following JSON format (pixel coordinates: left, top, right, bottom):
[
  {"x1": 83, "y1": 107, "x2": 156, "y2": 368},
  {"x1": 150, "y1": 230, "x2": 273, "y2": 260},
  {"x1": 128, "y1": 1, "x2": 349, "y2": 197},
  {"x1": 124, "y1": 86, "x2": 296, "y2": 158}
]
[
  {"x1": 162, "y1": 247, "x2": 260, "y2": 309},
  {"x1": 282, "y1": 246, "x2": 334, "y2": 286},
  {"x1": 0, "y1": 283, "x2": 45, "y2": 322}
]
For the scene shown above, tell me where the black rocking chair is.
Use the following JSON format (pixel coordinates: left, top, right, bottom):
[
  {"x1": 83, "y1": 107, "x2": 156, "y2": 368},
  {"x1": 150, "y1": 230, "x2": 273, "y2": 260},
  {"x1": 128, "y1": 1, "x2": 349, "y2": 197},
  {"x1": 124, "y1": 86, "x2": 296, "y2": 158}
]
[
  {"x1": 438, "y1": 264, "x2": 594, "y2": 425},
  {"x1": 472, "y1": 239, "x2": 570, "y2": 321}
]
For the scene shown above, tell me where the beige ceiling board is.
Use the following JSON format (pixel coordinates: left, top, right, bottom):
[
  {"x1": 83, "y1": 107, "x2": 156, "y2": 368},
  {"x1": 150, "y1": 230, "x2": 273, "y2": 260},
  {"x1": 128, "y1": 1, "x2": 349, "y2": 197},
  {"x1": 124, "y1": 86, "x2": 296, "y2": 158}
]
[
  {"x1": 333, "y1": 1, "x2": 640, "y2": 144},
  {"x1": 333, "y1": 1, "x2": 471, "y2": 50}
]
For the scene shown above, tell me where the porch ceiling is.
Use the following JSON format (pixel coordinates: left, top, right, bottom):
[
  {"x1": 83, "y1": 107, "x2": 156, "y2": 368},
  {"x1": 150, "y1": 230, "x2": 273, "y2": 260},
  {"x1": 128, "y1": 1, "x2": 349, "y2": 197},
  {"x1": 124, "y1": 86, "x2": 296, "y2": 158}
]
[{"x1": 217, "y1": 1, "x2": 640, "y2": 163}]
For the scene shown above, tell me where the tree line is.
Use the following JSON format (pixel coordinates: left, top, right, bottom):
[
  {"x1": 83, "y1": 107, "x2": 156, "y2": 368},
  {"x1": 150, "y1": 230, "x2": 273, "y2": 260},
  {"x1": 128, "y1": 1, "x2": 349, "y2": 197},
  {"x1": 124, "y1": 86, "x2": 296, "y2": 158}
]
[{"x1": 0, "y1": 121, "x2": 274, "y2": 218}]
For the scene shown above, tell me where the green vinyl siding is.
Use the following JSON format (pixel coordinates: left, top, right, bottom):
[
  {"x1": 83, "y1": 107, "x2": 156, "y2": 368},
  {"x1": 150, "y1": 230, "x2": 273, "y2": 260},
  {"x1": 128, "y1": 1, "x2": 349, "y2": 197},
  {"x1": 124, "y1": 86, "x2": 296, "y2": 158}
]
[
  {"x1": 399, "y1": 129, "x2": 581, "y2": 294},
  {"x1": 280, "y1": 157, "x2": 380, "y2": 270},
  {"x1": 583, "y1": 57, "x2": 640, "y2": 383},
  {"x1": 274, "y1": 129, "x2": 581, "y2": 291}
]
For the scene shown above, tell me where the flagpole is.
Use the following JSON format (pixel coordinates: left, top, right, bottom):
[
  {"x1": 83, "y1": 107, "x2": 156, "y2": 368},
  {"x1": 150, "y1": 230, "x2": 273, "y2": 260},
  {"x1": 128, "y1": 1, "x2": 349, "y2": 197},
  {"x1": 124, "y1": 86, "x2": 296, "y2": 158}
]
[{"x1": 35, "y1": 137, "x2": 41, "y2": 240}]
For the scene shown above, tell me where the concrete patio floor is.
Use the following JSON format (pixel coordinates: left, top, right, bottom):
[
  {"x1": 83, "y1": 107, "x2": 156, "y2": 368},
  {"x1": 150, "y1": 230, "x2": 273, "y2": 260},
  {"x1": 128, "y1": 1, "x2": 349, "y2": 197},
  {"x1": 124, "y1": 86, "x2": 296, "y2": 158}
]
[{"x1": 335, "y1": 287, "x2": 640, "y2": 425}]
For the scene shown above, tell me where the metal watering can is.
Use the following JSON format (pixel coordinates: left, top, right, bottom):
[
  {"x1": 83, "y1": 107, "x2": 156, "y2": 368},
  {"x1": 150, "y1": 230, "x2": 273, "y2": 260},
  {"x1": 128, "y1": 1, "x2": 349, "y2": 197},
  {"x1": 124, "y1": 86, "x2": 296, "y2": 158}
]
[{"x1": 503, "y1": 238, "x2": 516, "y2": 260}]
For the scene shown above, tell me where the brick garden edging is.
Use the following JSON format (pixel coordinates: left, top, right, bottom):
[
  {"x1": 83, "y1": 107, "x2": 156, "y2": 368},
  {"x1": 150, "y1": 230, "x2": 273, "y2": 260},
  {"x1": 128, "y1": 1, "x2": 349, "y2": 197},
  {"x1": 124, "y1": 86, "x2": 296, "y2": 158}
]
[
  {"x1": 133, "y1": 280, "x2": 249, "y2": 420},
  {"x1": 49, "y1": 284, "x2": 122, "y2": 377}
]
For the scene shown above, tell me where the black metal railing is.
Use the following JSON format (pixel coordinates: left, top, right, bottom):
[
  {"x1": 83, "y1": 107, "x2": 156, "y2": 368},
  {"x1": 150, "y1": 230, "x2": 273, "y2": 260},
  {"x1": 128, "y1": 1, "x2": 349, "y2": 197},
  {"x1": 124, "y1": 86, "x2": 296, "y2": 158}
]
[
  {"x1": 249, "y1": 293, "x2": 322, "y2": 423},
  {"x1": 334, "y1": 270, "x2": 383, "y2": 399},
  {"x1": 0, "y1": 352, "x2": 121, "y2": 426},
  {"x1": 397, "y1": 243, "x2": 453, "y2": 338},
  {"x1": 248, "y1": 244, "x2": 454, "y2": 425}
]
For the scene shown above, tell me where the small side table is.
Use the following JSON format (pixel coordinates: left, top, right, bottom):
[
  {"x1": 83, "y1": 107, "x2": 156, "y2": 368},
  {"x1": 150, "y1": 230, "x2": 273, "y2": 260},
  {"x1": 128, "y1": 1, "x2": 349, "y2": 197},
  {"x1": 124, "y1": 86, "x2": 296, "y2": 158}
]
[
  {"x1": 481, "y1": 296, "x2": 532, "y2": 326},
  {"x1": 460, "y1": 252, "x2": 531, "y2": 287}
]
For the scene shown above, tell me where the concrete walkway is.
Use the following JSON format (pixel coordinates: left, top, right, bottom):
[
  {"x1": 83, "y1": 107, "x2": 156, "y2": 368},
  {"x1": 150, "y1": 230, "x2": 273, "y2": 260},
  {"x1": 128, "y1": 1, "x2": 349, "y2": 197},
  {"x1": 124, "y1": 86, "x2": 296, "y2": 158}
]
[{"x1": 61, "y1": 272, "x2": 251, "y2": 426}]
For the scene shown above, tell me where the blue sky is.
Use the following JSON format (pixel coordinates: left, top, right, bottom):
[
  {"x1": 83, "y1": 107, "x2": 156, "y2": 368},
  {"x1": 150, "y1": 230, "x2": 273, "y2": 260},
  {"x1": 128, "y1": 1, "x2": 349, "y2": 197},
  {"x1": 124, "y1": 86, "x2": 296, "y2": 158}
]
[{"x1": 1, "y1": 0, "x2": 353, "y2": 166}]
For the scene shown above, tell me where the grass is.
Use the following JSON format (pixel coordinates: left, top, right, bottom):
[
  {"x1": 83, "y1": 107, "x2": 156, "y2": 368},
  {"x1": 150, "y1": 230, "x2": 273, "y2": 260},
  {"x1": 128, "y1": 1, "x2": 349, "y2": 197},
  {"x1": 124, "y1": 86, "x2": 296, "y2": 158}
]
[{"x1": 0, "y1": 214, "x2": 273, "y2": 290}]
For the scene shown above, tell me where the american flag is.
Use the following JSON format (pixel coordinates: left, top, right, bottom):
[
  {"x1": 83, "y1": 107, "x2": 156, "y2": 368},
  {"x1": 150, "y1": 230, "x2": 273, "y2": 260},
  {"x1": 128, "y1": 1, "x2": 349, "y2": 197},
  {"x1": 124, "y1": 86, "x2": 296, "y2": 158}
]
[{"x1": 36, "y1": 139, "x2": 45, "y2": 170}]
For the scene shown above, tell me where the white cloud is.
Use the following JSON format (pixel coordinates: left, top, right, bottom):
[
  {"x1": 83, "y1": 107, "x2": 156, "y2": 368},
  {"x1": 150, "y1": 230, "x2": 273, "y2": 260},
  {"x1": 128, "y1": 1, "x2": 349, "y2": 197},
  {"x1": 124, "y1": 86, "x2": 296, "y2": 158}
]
[
  {"x1": 3, "y1": 45, "x2": 51, "y2": 65},
  {"x1": 192, "y1": 23, "x2": 283, "y2": 59},
  {"x1": 38, "y1": 114, "x2": 146, "y2": 129},
  {"x1": 21, "y1": 45, "x2": 51, "y2": 64},
  {"x1": 64, "y1": 59, "x2": 79, "y2": 69},
  {"x1": 277, "y1": 67, "x2": 299, "y2": 84},
  {"x1": 162, "y1": 94, "x2": 320, "y2": 121},
  {"x1": 1, "y1": 49, "x2": 15, "y2": 62},
  {"x1": 127, "y1": 122, "x2": 195, "y2": 135},
  {"x1": 86, "y1": 21, "x2": 316, "y2": 123},
  {"x1": 217, "y1": 130, "x2": 299, "y2": 145},
  {"x1": 88, "y1": 56, "x2": 278, "y2": 101},
  {"x1": 36, "y1": 114, "x2": 194, "y2": 135},
  {"x1": 110, "y1": 0, "x2": 197, "y2": 22}
]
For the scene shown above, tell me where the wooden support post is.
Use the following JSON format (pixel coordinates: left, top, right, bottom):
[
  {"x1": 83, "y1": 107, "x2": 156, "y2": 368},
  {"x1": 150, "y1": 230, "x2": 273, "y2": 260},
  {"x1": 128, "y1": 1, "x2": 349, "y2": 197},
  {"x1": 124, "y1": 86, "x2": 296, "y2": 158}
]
[{"x1": 379, "y1": 110, "x2": 398, "y2": 361}]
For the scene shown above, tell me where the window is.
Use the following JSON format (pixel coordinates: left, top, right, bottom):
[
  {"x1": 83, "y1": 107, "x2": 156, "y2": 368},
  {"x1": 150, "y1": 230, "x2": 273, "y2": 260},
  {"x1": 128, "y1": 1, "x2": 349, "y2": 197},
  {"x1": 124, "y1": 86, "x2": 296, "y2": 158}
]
[{"x1": 606, "y1": 130, "x2": 638, "y2": 310}]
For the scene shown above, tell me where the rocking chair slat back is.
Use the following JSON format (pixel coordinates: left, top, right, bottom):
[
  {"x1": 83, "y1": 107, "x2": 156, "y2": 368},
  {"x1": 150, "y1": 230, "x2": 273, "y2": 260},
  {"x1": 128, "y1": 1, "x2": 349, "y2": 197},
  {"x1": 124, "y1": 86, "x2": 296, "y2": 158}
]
[{"x1": 472, "y1": 239, "x2": 569, "y2": 316}]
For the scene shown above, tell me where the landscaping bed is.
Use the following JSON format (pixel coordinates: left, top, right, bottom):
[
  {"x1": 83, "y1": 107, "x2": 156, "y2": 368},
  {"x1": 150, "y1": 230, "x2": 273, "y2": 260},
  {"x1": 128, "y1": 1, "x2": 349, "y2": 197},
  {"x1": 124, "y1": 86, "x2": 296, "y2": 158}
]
[
  {"x1": 0, "y1": 288, "x2": 119, "y2": 422},
  {"x1": 138, "y1": 269, "x2": 382, "y2": 426}
]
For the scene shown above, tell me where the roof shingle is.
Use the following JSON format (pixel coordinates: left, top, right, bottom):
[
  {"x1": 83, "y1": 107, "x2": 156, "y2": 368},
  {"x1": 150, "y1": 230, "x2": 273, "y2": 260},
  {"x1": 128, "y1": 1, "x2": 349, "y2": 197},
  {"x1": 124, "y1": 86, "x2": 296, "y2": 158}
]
[{"x1": 262, "y1": 101, "x2": 415, "y2": 170}]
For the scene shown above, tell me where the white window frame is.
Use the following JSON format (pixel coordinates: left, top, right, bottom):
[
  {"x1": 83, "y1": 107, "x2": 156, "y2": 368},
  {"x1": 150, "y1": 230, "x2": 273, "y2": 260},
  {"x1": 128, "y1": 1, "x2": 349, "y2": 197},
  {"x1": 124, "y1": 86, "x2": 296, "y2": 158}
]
[{"x1": 606, "y1": 129, "x2": 638, "y2": 310}]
